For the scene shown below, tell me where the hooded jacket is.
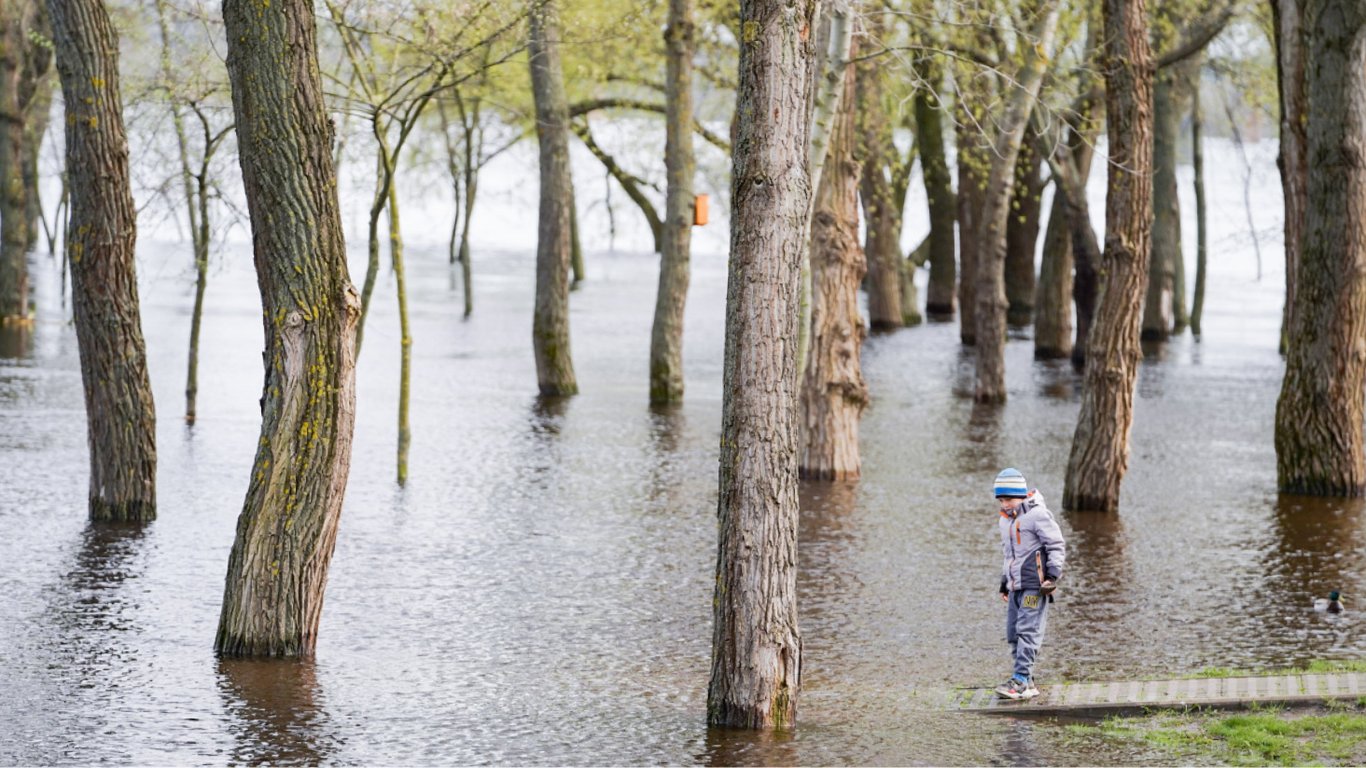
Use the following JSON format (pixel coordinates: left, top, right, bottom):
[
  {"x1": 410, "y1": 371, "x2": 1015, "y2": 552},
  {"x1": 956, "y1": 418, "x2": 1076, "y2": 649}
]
[{"x1": 998, "y1": 489, "x2": 1067, "y2": 593}]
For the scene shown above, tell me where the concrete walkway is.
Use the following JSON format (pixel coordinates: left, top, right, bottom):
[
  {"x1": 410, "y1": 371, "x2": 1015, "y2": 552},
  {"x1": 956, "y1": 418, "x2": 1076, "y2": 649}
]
[{"x1": 952, "y1": 671, "x2": 1366, "y2": 717}]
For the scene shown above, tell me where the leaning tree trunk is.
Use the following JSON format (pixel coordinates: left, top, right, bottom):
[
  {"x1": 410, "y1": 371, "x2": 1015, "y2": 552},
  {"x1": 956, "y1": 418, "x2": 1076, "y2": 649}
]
[
  {"x1": 1272, "y1": 0, "x2": 1307, "y2": 356},
  {"x1": 649, "y1": 0, "x2": 695, "y2": 404},
  {"x1": 1274, "y1": 0, "x2": 1366, "y2": 496},
  {"x1": 48, "y1": 0, "x2": 157, "y2": 522},
  {"x1": 1142, "y1": 68, "x2": 1182, "y2": 341},
  {"x1": 915, "y1": 54, "x2": 956, "y2": 318},
  {"x1": 216, "y1": 0, "x2": 360, "y2": 656},
  {"x1": 1063, "y1": 0, "x2": 1154, "y2": 512},
  {"x1": 1004, "y1": 137, "x2": 1044, "y2": 327},
  {"x1": 708, "y1": 0, "x2": 814, "y2": 730},
  {"x1": 855, "y1": 10, "x2": 902, "y2": 331},
  {"x1": 1035, "y1": 101, "x2": 1101, "y2": 361},
  {"x1": 972, "y1": 1, "x2": 1061, "y2": 403},
  {"x1": 528, "y1": 0, "x2": 577, "y2": 396},
  {"x1": 801, "y1": 34, "x2": 867, "y2": 480}
]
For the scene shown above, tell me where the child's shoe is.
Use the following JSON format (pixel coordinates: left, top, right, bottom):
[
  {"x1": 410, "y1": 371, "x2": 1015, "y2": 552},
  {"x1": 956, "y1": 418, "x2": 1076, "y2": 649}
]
[{"x1": 995, "y1": 676, "x2": 1039, "y2": 700}]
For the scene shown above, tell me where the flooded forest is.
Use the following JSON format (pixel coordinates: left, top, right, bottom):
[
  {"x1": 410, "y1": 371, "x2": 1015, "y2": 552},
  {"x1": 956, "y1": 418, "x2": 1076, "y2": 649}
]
[{"x1": 0, "y1": 0, "x2": 1363, "y2": 764}]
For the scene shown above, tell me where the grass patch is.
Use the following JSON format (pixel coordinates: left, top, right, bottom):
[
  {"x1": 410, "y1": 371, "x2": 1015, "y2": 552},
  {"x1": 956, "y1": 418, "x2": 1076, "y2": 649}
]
[{"x1": 1072, "y1": 705, "x2": 1366, "y2": 766}]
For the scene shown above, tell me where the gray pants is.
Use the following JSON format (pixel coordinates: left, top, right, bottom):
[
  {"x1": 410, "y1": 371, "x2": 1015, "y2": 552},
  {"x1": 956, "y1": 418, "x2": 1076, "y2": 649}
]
[{"x1": 1005, "y1": 589, "x2": 1049, "y2": 681}]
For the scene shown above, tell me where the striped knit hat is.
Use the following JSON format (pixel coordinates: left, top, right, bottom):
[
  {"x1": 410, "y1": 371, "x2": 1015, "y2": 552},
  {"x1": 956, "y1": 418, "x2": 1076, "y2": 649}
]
[{"x1": 994, "y1": 468, "x2": 1028, "y2": 498}]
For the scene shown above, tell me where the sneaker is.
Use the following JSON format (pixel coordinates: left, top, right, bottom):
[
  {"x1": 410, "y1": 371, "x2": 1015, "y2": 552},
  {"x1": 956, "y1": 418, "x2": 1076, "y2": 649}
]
[{"x1": 995, "y1": 677, "x2": 1040, "y2": 700}]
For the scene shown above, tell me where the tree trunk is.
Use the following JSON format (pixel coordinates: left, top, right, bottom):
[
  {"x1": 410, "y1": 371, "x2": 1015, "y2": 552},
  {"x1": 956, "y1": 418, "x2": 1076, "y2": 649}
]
[
  {"x1": 48, "y1": 0, "x2": 157, "y2": 522},
  {"x1": 216, "y1": 0, "x2": 360, "y2": 655},
  {"x1": 1004, "y1": 137, "x2": 1044, "y2": 327},
  {"x1": 855, "y1": 10, "x2": 902, "y2": 331},
  {"x1": 1190, "y1": 73, "x2": 1207, "y2": 336},
  {"x1": 355, "y1": 146, "x2": 386, "y2": 357},
  {"x1": 0, "y1": 0, "x2": 45, "y2": 322},
  {"x1": 956, "y1": 119, "x2": 984, "y2": 346},
  {"x1": 1063, "y1": 0, "x2": 1154, "y2": 512},
  {"x1": 387, "y1": 175, "x2": 411, "y2": 486},
  {"x1": 972, "y1": 1, "x2": 1061, "y2": 403},
  {"x1": 649, "y1": 0, "x2": 694, "y2": 404},
  {"x1": 528, "y1": 0, "x2": 577, "y2": 396},
  {"x1": 1272, "y1": 0, "x2": 1307, "y2": 355},
  {"x1": 1274, "y1": 0, "x2": 1366, "y2": 496},
  {"x1": 801, "y1": 32, "x2": 867, "y2": 480},
  {"x1": 1034, "y1": 189, "x2": 1073, "y2": 358},
  {"x1": 915, "y1": 54, "x2": 956, "y2": 317},
  {"x1": 22, "y1": 42, "x2": 51, "y2": 254},
  {"x1": 708, "y1": 0, "x2": 814, "y2": 730},
  {"x1": 1142, "y1": 69, "x2": 1181, "y2": 341}
]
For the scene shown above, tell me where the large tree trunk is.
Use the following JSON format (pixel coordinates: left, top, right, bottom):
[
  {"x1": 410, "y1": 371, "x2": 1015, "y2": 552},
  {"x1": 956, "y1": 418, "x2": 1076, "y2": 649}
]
[
  {"x1": 1063, "y1": 0, "x2": 1154, "y2": 512},
  {"x1": 801, "y1": 34, "x2": 867, "y2": 480},
  {"x1": 1142, "y1": 68, "x2": 1182, "y2": 341},
  {"x1": 1004, "y1": 137, "x2": 1044, "y2": 327},
  {"x1": 1274, "y1": 0, "x2": 1366, "y2": 496},
  {"x1": 528, "y1": 0, "x2": 577, "y2": 396},
  {"x1": 708, "y1": 0, "x2": 814, "y2": 730},
  {"x1": 1034, "y1": 186, "x2": 1073, "y2": 359},
  {"x1": 216, "y1": 0, "x2": 360, "y2": 655},
  {"x1": 48, "y1": 0, "x2": 157, "y2": 522},
  {"x1": 1272, "y1": 0, "x2": 1307, "y2": 355},
  {"x1": 915, "y1": 54, "x2": 956, "y2": 318},
  {"x1": 855, "y1": 10, "x2": 902, "y2": 331},
  {"x1": 956, "y1": 120, "x2": 984, "y2": 346},
  {"x1": 972, "y1": 1, "x2": 1061, "y2": 403},
  {"x1": 649, "y1": 0, "x2": 694, "y2": 404}
]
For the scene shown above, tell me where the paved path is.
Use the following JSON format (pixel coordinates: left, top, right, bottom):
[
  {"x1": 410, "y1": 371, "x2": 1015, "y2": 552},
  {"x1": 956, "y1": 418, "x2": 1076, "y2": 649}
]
[{"x1": 952, "y1": 671, "x2": 1366, "y2": 717}]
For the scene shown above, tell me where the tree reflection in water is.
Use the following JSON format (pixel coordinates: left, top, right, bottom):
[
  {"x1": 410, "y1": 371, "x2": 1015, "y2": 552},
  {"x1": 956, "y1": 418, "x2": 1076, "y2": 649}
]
[{"x1": 217, "y1": 658, "x2": 338, "y2": 765}]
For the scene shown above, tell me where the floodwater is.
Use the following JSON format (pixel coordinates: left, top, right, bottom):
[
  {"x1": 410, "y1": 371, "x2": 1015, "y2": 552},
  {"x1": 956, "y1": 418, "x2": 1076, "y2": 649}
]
[{"x1": 3, "y1": 156, "x2": 1365, "y2": 765}]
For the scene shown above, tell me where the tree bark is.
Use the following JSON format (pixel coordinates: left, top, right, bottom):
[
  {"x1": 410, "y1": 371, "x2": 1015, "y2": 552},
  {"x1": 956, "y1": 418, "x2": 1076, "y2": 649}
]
[
  {"x1": 855, "y1": 10, "x2": 902, "y2": 331},
  {"x1": 1004, "y1": 137, "x2": 1044, "y2": 327},
  {"x1": 1142, "y1": 68, "x2": 1182, "y2": 341},
  {"x1": 21, "y1": 22, "x2": 51, "y2": 255},
  {"x1": 48, "y1": 0, "x2": 157, "y2": 522},
  {"x1": 915, "y1": 54, "x2": 956, "y2": 318},
  {"x1": 1274, "y1": 0, "x2": 1366, "y2": 496},
  {"x1": 216, "y1": 0, "x2": 360, "y2": 655},
  {"x1": 0, "y1": 0, "x2": 49, "y2": 322},
  {"x1": 1063, "y1": 0, "x2": 1154, "y2": 512},
  {"x1": 1190, "y1": 72, "x2": 1208, "y2": 336},
  {"x1": 801, "y1": 32, "x2": 867, "y2": 480},
  {"x1": 956, "y1": 118, "x2": 984, "y2": 346},
  {"x1": 972, "y1": 0, "x2": 1061, "y2": 403},
  {"x1": 529, "y1": 0, "x2": 577, "y2": 396},
  {"x1": 1272, "y1": 0, "x2": 1307, "y2": 355},
  {"x1": 708, "y1": 0, "x2": 814, "y2": 730},
  {"x1": 650, "y1": 0, "x2": 694, "y2": 404}
]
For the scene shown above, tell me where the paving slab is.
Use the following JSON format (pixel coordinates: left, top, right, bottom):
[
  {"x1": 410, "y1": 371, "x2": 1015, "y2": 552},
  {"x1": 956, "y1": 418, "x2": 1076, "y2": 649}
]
[{"x1": 953, "y1": 672, "x2": 1366, "y2": 717}]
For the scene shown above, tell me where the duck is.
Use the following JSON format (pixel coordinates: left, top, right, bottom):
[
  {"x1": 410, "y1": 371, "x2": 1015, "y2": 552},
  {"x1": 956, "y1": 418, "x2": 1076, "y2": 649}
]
[{"x1": 1313, "y1": 591, "x2": 1346, "y2": 613}]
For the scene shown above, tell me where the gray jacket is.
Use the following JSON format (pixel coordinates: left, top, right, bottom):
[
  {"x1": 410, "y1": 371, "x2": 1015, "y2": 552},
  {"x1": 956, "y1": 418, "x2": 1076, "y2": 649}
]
[{"x1": 998, "y1": 489, "x2": 1067, "y2": 593}]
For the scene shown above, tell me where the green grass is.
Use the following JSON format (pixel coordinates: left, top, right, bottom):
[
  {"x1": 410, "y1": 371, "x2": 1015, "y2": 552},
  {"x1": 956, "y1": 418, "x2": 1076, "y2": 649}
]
[{"x1": 1072, "y1": 705, "x2": 1366, "y2": 766}]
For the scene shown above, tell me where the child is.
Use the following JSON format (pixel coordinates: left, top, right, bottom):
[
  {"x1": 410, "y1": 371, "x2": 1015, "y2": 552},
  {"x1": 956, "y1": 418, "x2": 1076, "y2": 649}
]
[{"x1": 993, "y1": 468, "x2": 1066, "y2": 700}]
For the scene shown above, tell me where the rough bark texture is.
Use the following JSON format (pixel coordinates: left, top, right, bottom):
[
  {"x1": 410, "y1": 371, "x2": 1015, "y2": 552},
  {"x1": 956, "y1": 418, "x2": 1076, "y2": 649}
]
[
  {"x1": 1004, "y1": 137, "x2": 1044, "y2": 327},
  {"x1": 216, "y1": 0, "x2": 360, "y2": 656},
  {"x1": 1142, "y1": 69, "x2": 1182, "y2": 340},
  {"x1": 916, "y1": 55, "x2": 956, "y2": 317},
  {"x1": 801, "y1": 38, "x2": 867, "y2": 480},
  {"x1": 956, "y1": 118, "x2": 984, "y2": 346},
  {"x1": 649, "y1": 0, "x2": 694, "y2": 404},
  {"x1": 529, "y1": 0, "x2": 578, "y2": 396},
  {"x1": 1063, "y1": 0, "x2": 1153, "y2": 512},
  {"x1": 855, "y1": 10, "x2": 902, "y2": 331},
  {"x1": 972, "y1": 2, "x2": 1060, "y2": 402},
  {"x1": 1274, "y1": 0, "x2": 1366, "y2": 496},
  {"x1": 48, "y1": 0, "x2": 157, "y2": 521},
  {"x1": 708, "y1": 0, "x2": 814, "y2": 731},
  {"x1": 0, "y1": 0, "x2": 49, "y2": 322},
  {"x1": 1272, "y1": 0, "x2": 1307, "y2": 355}
]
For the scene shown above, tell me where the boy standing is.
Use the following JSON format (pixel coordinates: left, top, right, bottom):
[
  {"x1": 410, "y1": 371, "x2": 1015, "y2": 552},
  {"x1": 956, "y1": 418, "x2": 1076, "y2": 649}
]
[{"x1": 994, "y1": 468, "x2": 1067, "y2": 700}]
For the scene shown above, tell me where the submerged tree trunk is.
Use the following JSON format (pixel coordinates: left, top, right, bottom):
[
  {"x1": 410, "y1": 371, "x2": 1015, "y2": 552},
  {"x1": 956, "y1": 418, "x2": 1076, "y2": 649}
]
[
  {"x1": 855, "y1": 10, "x2": 902, "y2": 331},
  {"x1": 1142, "y1": 68, "x2": 1182, "y2": 341},
  {"x1": 801, "y1": 34, "x2": 867, "y2": 479},
  {"x1": 649, "y1": 0, "x2": 695, "y2": 404},
  {"x1": 972, "y1": 1, "x2": 1061, "y2": 403},
  {"x1": 1004, "y1": 137, "x2": 1044, "y2": 327},
  {"x1": 528, "y1": 0, "x2": 577, "y2": 396},
  {"x1": 916, "y1": 54, "x2": 956, "y2": 318},
  {"x1": 1274, "y1": 0, "x2": 1366, "y2": 496},
  {"x1": 1190, "y1": 74, "x2": 1208, "y2": 336},
  {"x1": 1063, "y1": 0, "x2": 1154, "y2": 512},
  {"x1": 956, "y1": 120, "x2": 984, "y2": 346},
  {"x1": 216, "y1": 0, "x2": 360, "y2": 656},
  {"x1": 48, "y1": 0, "x2": 157, "y2": 522},
  {"x1": 388, "y1": 177, "x2": 411, "y2": 485},
  {"x1": 1272, "y1": 0, "x2": 1307, "y2": 355},
  {"x1": 708, "y1": 0, "x2": 814, "y2": 731}
]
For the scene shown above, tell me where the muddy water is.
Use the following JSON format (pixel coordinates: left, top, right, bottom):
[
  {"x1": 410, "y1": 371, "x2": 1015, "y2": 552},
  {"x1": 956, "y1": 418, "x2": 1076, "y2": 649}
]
[{"x1": 1, "y1": 239, "x2": 1362, "y2": 766}]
